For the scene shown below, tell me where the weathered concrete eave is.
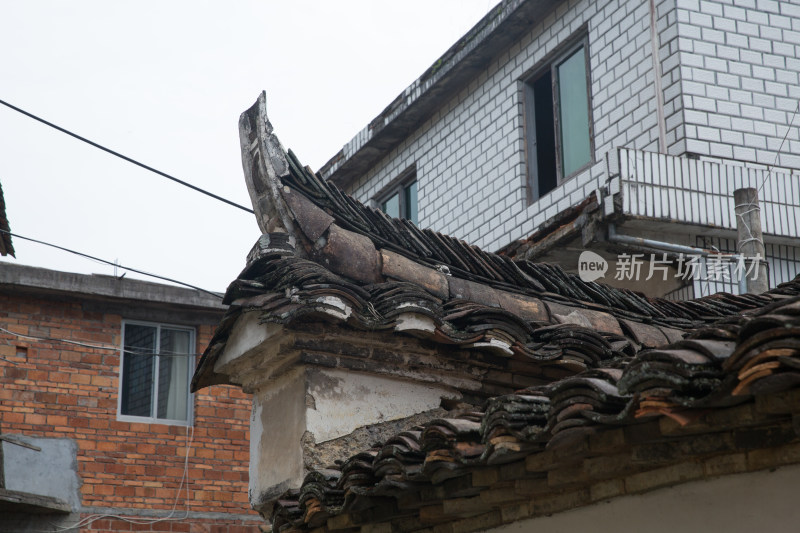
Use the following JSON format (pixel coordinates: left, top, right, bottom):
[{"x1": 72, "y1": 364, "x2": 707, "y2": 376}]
[
  {"x1": 0, "y1": 263, "x2": 226, "y2": 323},
  {"x1": 0, "y1": 488, "x2": 71, "y2": 515},
  {"x1": 319, "y1": 0, "x2": 560, "y2": 190}
]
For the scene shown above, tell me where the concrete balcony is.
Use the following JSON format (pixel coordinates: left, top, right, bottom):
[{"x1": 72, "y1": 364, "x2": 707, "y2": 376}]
[
  {"x1": 610, "y1": 148, "x2": 800, "y2": 241},
  {"x1": 603, "y1": 148, "x2": 800, "y2": 297}
]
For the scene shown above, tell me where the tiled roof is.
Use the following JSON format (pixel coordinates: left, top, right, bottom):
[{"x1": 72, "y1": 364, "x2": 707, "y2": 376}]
[
  {"x1": 192, "y1": 96, "x2": 791, "y2": 392},
  {"x1": 269, "y1": 294, "x2": 800, "y2": 532},
  {"x1": 192, "y1": 94, "x2": 800, "y2": 531},
  {"x1": 0, "y1": 181, "x2": 14, "y2": 257}
]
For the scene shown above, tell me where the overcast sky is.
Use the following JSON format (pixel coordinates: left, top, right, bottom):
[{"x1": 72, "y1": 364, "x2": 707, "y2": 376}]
[{"x1": 0, "y1": 1, "x2": 496, "y2": 293}]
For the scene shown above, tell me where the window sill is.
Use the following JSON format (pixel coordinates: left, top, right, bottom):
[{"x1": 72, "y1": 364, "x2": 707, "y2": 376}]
[{"x1": 116, "y1": 414, "x2": 193, "y2": 427}]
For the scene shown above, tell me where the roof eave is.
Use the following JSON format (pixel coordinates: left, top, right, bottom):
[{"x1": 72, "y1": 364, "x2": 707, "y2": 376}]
[
  {"x1": 0, "y1": 263, "x2": 226, "y2": 311},
  {"x1": 320, "y1": 0, "x2": 560, "y2": 190}
]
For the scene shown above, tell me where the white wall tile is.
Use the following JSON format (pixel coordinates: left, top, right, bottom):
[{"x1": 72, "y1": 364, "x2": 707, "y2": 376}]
[{"x1": 341, "y1": 0, "x2": 799, "y2": 253}]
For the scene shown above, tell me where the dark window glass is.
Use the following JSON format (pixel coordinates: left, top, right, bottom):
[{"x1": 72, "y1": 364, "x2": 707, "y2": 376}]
[
  {"x1": 405, "y1": 181, "x2": 418, "y2": 224},
  {"x1": 120, "y1": 324, "x2": 155, "y2": 417},
  {"x1": 378, "y1": 174, "x2": 418, "y2": 224},
  {"x1": 532, "y1": 71, "x2": 557, "y2": 198}
]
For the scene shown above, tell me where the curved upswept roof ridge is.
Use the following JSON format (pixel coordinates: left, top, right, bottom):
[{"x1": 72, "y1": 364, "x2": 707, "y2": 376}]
[{"x1": 191, "y1": 93, "x2": 800, "y2": 392}]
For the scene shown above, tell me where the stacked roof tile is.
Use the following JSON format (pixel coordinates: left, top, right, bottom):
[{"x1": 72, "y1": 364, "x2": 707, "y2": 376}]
[
  {"x1": 267, "y1": 294, "x2": 800, "y2": 532},
  {"x1": 192, "y1": 94, "x2": 800, "y2": 532},
  {"x1": 193, "y1": 133, "x2": 795, "y2": 386},
  {"x1": 193, "y1": 138, "x2": 795, "y2": 392}
]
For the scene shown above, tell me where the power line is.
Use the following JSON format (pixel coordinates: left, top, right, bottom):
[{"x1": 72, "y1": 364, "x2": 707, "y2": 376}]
[
  {"x1": 0, "y1": 228, "x2": 223, "y2": 300},
  {"x1": 738, "y1": 99, "x2": 799, "y2": 264},
  {"x1": 0, "y1": 326, "x2": 201, "y2": 358},
  {"x1": 756, "y1": 99, "x2": 800, "y2": 195},
  {"x1": 45, "y1": 426, "x2": 195, "y2": 533},
  {"x1": 0, "y1": 98, "x2": 254, "y2": 215}
]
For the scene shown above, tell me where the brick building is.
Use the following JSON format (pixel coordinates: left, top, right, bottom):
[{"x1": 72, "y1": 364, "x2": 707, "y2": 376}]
[
  {"x1": 0, "y1": 263, "x2": 261, "y2": 533},
  {"x1": 319, "y1": 0, "x2": 800, "y2": 298}
]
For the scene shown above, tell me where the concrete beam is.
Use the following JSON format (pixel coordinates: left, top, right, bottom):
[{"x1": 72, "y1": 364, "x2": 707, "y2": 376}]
[{"x1": 0, "y1": 263, "x2": 225, "y2": 312}]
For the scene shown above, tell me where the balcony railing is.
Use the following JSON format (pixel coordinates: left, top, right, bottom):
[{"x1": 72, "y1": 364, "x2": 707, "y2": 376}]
[{"x1": 616, "y1": 148, "x2": 800, "y2": 239}]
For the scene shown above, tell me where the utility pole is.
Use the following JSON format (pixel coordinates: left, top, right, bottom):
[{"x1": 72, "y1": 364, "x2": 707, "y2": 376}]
[{"x1": 734, "y1": 187, "x2": 769, "y2": 294}]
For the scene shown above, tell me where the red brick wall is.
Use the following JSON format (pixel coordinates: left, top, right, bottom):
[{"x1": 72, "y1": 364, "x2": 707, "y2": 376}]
[{"x1": 0, "y1": 291, "x2": 261, "y2": 532}]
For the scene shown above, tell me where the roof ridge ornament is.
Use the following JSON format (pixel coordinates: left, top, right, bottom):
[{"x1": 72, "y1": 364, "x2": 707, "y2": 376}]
[{"x1": 239, "y1": 91, "x2": 295, "y2": 236}]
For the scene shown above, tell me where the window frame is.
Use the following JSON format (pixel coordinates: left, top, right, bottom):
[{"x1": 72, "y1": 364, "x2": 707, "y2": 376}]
[
  {"x1": 375, "y1": 166, "x2": 418, "y2": 224},
  {"x1": 117, "y1": 319, "x2": 195, "y2": 427},
  {"x1": 524, "y1": 32, "x2": 594, "y2": 204}
]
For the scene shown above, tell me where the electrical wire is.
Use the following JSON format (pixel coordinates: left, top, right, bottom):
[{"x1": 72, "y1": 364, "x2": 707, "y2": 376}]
[
  {"x1": 755, "y1": 99, "x2": 799, "y2": 196},
  {"x1": 0, "y1": 334, "x2": 21, "y2": 365},
  {"x1": 733, "y1": 99, "x2": 798, "y2": 289},
  {"x1": 0, "y1": 326, "x2": 202, "y2": 358},
  {"x1": 620, "y1": 99, "x2": 799, "y2": 294},
  {"x1": 0, "y1": 227, "x2": 214, "y2": 531},
  {"x1": 0, "y1": 97, "x2": 254, "y2": 215},
  {"x1": 43, "y1": 425, "x2": 195, "y2": 533},
  {"x1": 2, "y1": 322, "x2": 199, "y2": 532},
  {"x1": 0, "y1": 228, "x2": 223, "y2": 300},
  {"x1": 2, "y1": 322, "x2": 199, "y2": 531}
]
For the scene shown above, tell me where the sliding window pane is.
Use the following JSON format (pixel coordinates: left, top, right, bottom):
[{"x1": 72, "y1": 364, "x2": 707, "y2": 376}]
[
  {"x1": 381, "y1": 193, "x2": 400, "y2": 218},
  {"x1": 558, "y1": 46, "x2": 591, "y2": 177},
  {"x1": 156, "y1": 328, "x2": 191, "y2": 421}
]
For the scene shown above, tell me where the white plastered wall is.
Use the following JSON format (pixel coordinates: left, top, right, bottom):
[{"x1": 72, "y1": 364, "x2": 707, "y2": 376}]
[
  {"x1": 306, "y1": 368, "x2": 460, "y2": 443},
  {"x1": 491, "y1": 463, "x2": 800, "y2": 533},
  {"x1": 248, "y1": 366, "x2": 460, "y2": 507}
]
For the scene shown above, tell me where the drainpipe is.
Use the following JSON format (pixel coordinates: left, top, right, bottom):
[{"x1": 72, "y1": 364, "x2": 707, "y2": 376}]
[
  {"x1": 607, "y1": 223, "x2": 748, "y2": 294},
  {"x1": 734, "y1": 188, "x2": 769, "y2": 294},
  {"x1": 648, "y1": 0, "x2": 668, "y2": 153},
  {"x1": 607, "y1": 223, "x2": 732, "y2": 257}
]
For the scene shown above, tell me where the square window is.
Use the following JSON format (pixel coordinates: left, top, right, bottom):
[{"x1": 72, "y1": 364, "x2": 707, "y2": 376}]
[
  {"x1": 377, "y1": 168, "x2": 418, "y2": 225},
  {"x1": 118, "y1": 321, "x2": 194, "y2": 425},
  {"x1": 524, "y1": 34, "x2": 594, "y2": 202}
]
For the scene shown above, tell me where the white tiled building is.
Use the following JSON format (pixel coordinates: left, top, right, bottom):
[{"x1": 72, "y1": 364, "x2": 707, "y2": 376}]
[{"x1": 319, "y1": 0, "x2": 800, "y2": 298}]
